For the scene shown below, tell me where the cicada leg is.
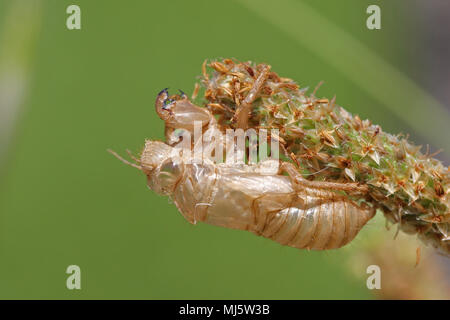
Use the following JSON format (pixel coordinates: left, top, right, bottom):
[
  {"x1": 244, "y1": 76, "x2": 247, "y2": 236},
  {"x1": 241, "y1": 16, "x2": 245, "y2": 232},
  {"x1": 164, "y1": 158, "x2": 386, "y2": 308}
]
[
  {"x1": 235, "y1": 64, "x2": 271, "y2": 129},
  {"x1": 280, "y1": 162, "x2": 368, "y2": 195}
]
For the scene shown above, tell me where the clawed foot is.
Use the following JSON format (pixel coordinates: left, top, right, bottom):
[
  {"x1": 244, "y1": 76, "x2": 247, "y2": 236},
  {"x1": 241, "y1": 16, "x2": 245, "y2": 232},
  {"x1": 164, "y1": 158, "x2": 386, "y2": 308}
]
[
  {"x1": 154, "y1": 87, "x2": 213, "y2": 129},
  {"x1": 155, "y1": 88, "x2": 189, "y2": 119},
  {"x1": 280, "y1": 162, "x2": 368, "y2": 194}
]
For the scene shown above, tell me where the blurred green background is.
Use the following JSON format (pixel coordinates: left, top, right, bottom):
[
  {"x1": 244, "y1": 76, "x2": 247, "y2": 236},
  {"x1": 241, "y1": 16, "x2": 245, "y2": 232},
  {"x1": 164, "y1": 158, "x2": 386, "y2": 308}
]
[{"x1": 0, "y1": 0, "x2": 449, "y2": 299}]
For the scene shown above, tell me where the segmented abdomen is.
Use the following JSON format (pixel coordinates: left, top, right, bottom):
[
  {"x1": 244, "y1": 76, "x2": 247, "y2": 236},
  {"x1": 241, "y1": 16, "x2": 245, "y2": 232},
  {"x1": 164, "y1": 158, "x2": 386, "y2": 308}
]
[
  {"x1": 172, "y1": 165, "x2": 375, "y2": 251},
  {"x1": 256, "y1": 197, "x2": 375, "y2": 250}
]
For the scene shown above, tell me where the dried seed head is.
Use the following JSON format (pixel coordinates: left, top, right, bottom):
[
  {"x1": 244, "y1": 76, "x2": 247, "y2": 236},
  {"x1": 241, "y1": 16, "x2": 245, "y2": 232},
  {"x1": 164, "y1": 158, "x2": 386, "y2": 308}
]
[
  {"x1": 210, "y1": 61, "x2": 229, "y2": 73},
  {"x1": 195, "y1": 58, "x2": 450, "y2": 256}
]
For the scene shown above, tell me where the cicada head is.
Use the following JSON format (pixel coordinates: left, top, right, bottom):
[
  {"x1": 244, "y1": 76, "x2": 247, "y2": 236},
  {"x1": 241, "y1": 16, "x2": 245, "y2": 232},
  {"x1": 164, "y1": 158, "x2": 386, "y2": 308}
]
[
  {"x1": 141, "y1": 140, "x2": 184, "y2": 196},
  {"x1": 155, "y1": 88, "x2": 211, "y2": 131}
]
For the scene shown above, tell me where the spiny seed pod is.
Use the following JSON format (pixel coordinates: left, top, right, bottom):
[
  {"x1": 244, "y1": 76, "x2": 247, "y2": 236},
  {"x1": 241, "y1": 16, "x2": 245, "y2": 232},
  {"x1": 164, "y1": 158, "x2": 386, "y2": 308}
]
[{"x1": 195, "y1": 58, "x2": 449, "y2": 256}]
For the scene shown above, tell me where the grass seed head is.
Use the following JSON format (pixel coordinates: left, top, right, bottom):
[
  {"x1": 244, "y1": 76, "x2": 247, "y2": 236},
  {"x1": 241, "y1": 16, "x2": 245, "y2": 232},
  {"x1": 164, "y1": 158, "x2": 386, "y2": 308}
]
[{"x1": 195, "y1": 58, "x2": 450, "y2": 256}]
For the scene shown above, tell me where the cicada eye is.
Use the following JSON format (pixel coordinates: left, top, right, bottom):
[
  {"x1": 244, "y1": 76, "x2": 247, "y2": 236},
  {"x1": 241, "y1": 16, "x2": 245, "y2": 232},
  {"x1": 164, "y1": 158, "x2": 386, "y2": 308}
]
[{"x1": 154, "y1": 158, "x2": 183, "y2": 195}]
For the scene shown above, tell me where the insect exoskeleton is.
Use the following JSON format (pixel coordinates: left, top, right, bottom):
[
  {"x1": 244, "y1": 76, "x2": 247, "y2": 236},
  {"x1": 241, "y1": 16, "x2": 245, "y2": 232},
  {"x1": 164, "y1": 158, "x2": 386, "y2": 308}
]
[{"x1": 138, "y1": 140, "x2": 376, "y2": 251}]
